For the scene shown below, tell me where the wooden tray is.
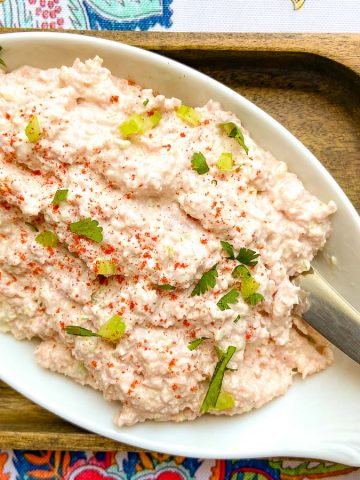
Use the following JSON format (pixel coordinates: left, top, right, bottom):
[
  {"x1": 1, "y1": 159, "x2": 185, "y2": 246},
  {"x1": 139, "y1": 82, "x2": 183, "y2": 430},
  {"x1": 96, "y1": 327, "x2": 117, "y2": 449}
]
[{"x1": 0, "y1": 32, "x2": 359, "y2": 451}]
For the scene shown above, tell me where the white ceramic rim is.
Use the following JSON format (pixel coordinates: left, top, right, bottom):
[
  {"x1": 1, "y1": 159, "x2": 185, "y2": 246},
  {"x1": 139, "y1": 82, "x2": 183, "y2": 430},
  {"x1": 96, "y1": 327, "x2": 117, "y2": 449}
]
[{"x1": 0, "y1": 31, "x2": 359, "y2": 462}]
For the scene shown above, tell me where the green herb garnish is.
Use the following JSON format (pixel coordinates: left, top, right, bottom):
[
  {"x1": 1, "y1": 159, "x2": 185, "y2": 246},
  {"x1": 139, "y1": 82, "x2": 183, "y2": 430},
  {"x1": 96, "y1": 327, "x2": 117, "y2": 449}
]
[
  {"x1": 213, "y1": 390, "x2": 235, "y2": 411},
  {"x1": 153, "y1": 283, "x2": 176, "y2": 291},
  {"x1": 220, "y1": 240, "x2": 235, "y2": 260},
  {"x1": 65, "y1": 326, "x2": 99, "y2": 337},
  {"x1": 25, "y1": 222, "x2": 39, "y2": 232},
  {"x1": 216, "y1": 152, "x2": 234, "y2": 172},
  {"x1": 211, "y1": 179, "x2": 217, "y2": 186},
  {"x1": 231, "y1": 264, "x2": 251, "y2": 279},
  {"x1": 52, "y1": 189, "x2": 68, "y2": 206},
  {"x1": 188, "y1": 337, "x2": 209, "y2": 351},
  {"x1": 70, "y1": 218, "x2": 103, "y2": 243},
  {"x1": 97, "y1": 314, "x2": 126, "y2": 342},
  {"x1": 35, "y1": 230, "x2": 58, "y2": 247},
  {"x1": 232, "y1": 264, "x2": 263, "y2": 304},
  {"x1": 200, "y1": 345, "x2": 236, "y2": 413},
  {"x1": 143, "y1": 99, "x2": 149, "y2": 106},
  {"x1": 191, "y1": 264, "x2": 218, "y2": 296},
  {"x1": 236, "y1": 247, "x2": 259, "y2": 266},
  {"x1": 176, "y1": 105, "x2": 202, "y2": 126},
  {"x1": 219, "y1": 121, "x2": 249, "y2": 155},
  {"x1": 118, "y1": 111, "x2": 162, "y2": 138},
  {"x1": 25, "y1": 115, "x2": 42, "y2": 143},
  {"x1": 245, "y1": 293, "x2": 265, "y2": 306},
  {"x1": 65, "y1": 314, "x2": 126, "y2": 343},
  {"x1": 191, "y1": 152, "x2": 209, "y2": 175},
  {"x1": 234, "y1": 314, "x2": 241, "y2": 323},
  {"x1": 96, "y1": 260, "x2": 116, "y2": 276},
  {"x1": 217, "y1": 289, "x2": 240, "y2": 311}
]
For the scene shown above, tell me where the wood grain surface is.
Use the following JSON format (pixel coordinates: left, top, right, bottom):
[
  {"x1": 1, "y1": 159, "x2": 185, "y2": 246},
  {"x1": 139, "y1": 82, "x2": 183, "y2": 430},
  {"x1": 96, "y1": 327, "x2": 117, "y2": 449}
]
[{"x1": 0, "y1": 32, "x2": 359, "y2": 451}]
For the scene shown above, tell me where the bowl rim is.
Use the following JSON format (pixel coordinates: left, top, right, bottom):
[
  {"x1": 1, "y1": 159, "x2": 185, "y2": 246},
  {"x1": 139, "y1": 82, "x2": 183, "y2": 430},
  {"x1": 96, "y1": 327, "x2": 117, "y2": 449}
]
[{"x1": 0, "y1": 31, "x2": 359, "y2": 462}]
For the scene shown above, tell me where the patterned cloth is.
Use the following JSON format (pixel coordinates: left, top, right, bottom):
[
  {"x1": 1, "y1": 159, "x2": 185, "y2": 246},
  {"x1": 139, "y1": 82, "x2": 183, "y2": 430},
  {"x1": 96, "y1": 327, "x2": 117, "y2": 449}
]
[
  {"x1": 0, "y1": 0, "x2": 360, "y2": 31},
  {"x1": 0, "y1": 0, "x2": 359, "y2": 476},
  {"x1": 0, "y1": 452, "x2": 359, "y2": 480}
]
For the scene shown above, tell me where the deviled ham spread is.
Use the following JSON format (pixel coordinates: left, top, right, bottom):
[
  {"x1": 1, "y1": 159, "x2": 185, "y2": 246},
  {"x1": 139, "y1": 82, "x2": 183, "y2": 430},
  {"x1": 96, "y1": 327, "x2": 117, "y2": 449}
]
[{"x1": 0, "y1": 57, "x2": 336, "y2": 426}]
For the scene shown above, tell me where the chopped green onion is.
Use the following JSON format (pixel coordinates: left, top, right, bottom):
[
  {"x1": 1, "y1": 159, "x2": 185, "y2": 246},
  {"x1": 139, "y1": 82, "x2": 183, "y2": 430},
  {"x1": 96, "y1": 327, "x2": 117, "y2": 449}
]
[
  {"x1": 25, "y1": 222, "x2": 39, "y2": 232},
  {"x1": 118, "y1": 113, "x2": 144, "y2": 137},
  {"x1": 118, "y1": 111, "x2": 162, "y2": 138},
  {"x1": 241, "y1": 276, "x2": 260, "y2": 299},
  {"x1": 176, "y1": 105, "x2": 202, "y2": 126},
  {"x1": 219, "y1": 121, "x2": 249, "y2": 155},
  {"x1": 97, "y1": 314, "x2": 126, "y2": 342},
  {"x1": 96, "y1": 260, "x2": 116, "y2": 276},
  {"x1": 52, "y1": 189, "x2": 68, "y2": 206},
  {"x1": 216, "y1": 152, "x2": 234, "y2": 172},
  {"x1": 70, "y1": 218, "x2": 103, "y2": 243},
  {"x1": 188, "y1": 337, "x2": 209, "y2": 351},
  {"x1": 143, "y1": 99, "x2": 149, "y2": 106},
  {"x1": 211, "y1": 179, "x2": 218, "y2": 186},
  {"x1": 153, "y1": 283, "x2": 176, "y2": 291},
  {"x1": 213, "y1": 391, "x2": 235, "y2": 411},
  {"x1": 234, "y1": 314, "x2": 241, "y2": 323},
  {"x1": 35, "y1": 230, "x2": 58, "y2": 248},
  {"x1": 25, "y1": 115, "x2": 42, "y2": 143},
  {"x1": 191, "y1": 152, "x2": 209, "y2": 175},
  {"x1": 200, "y1": 345, "x2": 236, "y2": 413},
  {"x1": 145, "y1": 110, "x2": 162, "y2": 129}
]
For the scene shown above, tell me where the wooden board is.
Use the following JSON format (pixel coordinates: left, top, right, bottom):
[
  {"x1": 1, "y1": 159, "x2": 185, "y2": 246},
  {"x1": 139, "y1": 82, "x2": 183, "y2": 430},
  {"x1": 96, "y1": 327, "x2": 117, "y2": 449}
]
[{"x1": 0, "y1": 32, "x2": 359, "y2": 451}]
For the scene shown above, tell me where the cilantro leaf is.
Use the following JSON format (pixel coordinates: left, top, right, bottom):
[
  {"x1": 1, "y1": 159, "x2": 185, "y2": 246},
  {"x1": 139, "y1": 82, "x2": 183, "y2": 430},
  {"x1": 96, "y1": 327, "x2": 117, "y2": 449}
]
[
  {"x1": 70, "y1": 218, "x2": 103, "y2": 243},
  {"x1": 191, "y1": 264, "x2": 218, "y2": 296},
  {"x1": 65, "y1": 326, "x2": 99, "y2": 337},
  {"x1": 191, "y1": 152, "x2": 209, "y2": 175},
  {"x1": 234, "y1": 314, "x2": 241, "y2": 323},
  {"x1": 219, "y1": 121, "x2": 249, "y2": 155},
  {"x1": 220, "y1": 240, "x2": 235, "y2": 260},
  {"x1": 200, "y1": 345, "x2": 236, "y2": 413},
  {"x1": 188, "y1": 337, "x2": 209, "y2": 351},
  {"x1": 52, "y1": 189, "x2": 68, "y2": 206},
  {"x1": 236, "y1": 248, "x2": 259, "y2": 266},
  {"x1": 153, "y1": 283, "x2": 176, "y2": 291},
  {"x1": 35, "y1": 230, "x2": 58, "y2": 247},
  {"x1": 217, "y1": 289, "x2": 240, "y2": 311},
  {"x1": 246, "y1": 293, "x2": 265, "y2": 306}
]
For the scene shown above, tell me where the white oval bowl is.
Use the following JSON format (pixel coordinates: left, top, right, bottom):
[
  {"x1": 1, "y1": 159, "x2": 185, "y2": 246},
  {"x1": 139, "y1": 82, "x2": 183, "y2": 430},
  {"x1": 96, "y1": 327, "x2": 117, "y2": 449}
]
[{"x1": 0, "y1": 32, "x2": 360, "y2": 464}]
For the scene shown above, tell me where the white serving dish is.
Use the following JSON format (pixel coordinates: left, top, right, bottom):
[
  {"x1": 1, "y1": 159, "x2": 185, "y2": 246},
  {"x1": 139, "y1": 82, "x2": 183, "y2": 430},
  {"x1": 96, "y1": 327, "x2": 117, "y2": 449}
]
[{"x1": 0, "y1": 32, "x2": 359, "y2": 464}]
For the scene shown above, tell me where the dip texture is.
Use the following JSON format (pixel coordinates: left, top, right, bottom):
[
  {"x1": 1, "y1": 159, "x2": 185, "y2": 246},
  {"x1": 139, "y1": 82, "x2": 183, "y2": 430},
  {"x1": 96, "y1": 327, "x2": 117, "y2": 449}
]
[{"x1": 0, "y1": 57, "x2": 336, "y2": 426}]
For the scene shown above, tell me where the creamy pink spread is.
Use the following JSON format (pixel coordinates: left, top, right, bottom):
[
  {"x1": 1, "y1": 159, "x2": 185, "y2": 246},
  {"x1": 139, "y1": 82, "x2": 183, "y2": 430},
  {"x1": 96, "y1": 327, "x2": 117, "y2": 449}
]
[{"x1": 0, "y1": 57, "x2": 336, "y2": 426}]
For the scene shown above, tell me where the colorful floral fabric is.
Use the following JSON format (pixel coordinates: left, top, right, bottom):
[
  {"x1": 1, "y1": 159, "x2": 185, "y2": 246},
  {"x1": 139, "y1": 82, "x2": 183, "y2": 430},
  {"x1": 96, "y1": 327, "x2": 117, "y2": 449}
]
[
  {"x1": 0, "y1": 1, "x2": 173, "y2": 30},
  {"x1": 0, "y1": 451, "x2": 359, "y2": 480}
]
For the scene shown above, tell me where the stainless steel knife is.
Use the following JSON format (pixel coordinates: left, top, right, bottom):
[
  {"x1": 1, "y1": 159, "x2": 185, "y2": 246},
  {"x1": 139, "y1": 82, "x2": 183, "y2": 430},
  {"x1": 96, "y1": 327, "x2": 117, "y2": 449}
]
[{"x1": 301, "y1": 269, "x2": 360, "y2": 364}]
